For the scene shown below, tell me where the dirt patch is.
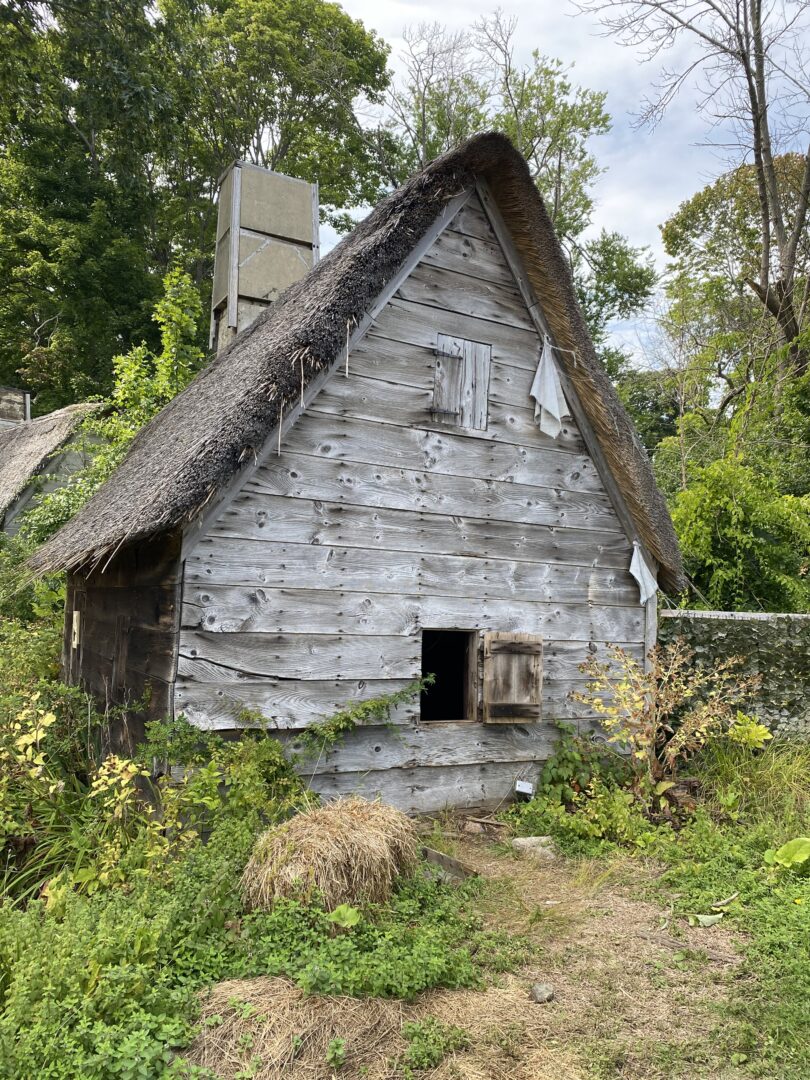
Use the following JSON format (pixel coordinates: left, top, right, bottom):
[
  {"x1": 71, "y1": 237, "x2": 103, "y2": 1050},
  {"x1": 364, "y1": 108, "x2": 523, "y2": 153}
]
[
  {"x1": 456, "y1": 838, "x2": 749, "y2": 1078},
  {"x1": 185, "y1": 838, "x2": 751, "y2": 1080}
]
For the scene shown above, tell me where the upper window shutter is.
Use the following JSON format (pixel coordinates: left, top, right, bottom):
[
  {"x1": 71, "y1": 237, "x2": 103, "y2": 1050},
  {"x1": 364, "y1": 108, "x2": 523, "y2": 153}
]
[
  {"x1": 483, "y1": 632, "x2": 543, "y2": 724},
  {"x1": 433, "y1": 334, "x2": 491, "y2": 430}
]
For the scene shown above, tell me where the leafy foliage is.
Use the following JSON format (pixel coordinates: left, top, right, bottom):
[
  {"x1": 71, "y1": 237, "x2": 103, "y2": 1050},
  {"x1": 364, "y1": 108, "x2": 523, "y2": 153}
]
[
  {"x1": 0, "y1": 0, "x2": 391, "y2": 405},
  {"x1": 764, "y1": 837, "x2": 810, "y2": 877},
  {"x1": 573, "y1": 640, "x2": 761, "y2": 798},
  {"x1": 399, "y1": 1016, "x2": 470, "y2": 1076},
  {"x1": 0, "y1": 268, "x2": 204, "y2": 622},
  {"x1": 535, "y1": 721, "x2": 630, "y2": 806},
  {"x1": 385, "y1": 15, "x2": 655, "y2": 374},
  {"x1": 0, "y1": 635, "x2": 527, "y2": 1077},
  {"x1": 508, "y1": 777, "x2": 661, "y2": 856},
  {"x1": 295, "y1": 675, "x2": 434, "y2": 758},
  {"x1": 672, "y1": 457, "x2": 810, "y2": 612},
  {"x1": 652, "y1": 802, "x2": 810, "y2": 1078},
  {"x1": 0, "y1": 841, "x2": 521, "y2": 1077}
]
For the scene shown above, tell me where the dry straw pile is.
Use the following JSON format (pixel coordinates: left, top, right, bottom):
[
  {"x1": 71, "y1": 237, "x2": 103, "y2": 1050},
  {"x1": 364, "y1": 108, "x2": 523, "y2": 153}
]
[
  {"x1": 186, "y1": 974, "x2": 585, "y2": 1080},
  {"x1": 241, "y1": 796, "x2": 419, "y2": 910}
]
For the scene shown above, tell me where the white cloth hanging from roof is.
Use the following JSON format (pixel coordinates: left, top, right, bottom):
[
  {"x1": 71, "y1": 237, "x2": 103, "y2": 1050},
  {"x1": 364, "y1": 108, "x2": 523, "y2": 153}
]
[
  {"x1": 530, "y1": 337, "x2": 569, "y2": 439},
  {"x1": 630, "y1": 541, "x2": 658, "y2": 605}
]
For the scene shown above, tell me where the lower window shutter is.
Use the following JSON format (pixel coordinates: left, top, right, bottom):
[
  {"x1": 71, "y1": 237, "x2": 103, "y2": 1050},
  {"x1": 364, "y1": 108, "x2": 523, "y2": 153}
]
[{"x1": 483, "y1": 632, "x2": 543, "y2": 723}]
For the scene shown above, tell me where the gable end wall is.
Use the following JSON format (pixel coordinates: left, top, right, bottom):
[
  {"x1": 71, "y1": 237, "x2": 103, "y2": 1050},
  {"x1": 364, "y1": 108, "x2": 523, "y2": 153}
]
[{"x1": 174, "y1": 195, "x2": 647, "y2": 812}]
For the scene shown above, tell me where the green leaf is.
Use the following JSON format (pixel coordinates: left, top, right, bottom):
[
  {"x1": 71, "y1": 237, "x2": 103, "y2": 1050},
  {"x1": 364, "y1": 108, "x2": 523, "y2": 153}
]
[
  {"x1": 773, "y1": 838, "x2": 810, "y2": 868},
  {"x1": 654, "y1": 781, "x2": 676, "y2": 795},
  {"x1": 327, "y1": 904, "x2": 362, "y2": 929},
  {"x1": 687, "y1": 912, "x2": 725, "y2": 927}
]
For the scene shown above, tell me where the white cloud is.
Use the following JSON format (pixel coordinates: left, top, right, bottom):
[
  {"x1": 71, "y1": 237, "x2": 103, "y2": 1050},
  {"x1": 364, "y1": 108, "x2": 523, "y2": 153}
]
[{"x1": 339, "y1": 0, "x2": 730, "y2": 266}]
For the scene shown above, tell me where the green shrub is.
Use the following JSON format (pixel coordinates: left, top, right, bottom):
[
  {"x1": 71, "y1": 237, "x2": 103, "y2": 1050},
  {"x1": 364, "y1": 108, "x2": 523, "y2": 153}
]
[
  {"x1": 399, "y1": 1016, "x2": 470, "y2": 1076},
  {"x1": 0, "y1": 841, "x2": 519, "y2": 1078},
  {"x1": 536, "y1": 721, "x2": 630, "y2": 805},
  {"x1": 508, "y1": 778, "x2": 661, "y2": 856}
]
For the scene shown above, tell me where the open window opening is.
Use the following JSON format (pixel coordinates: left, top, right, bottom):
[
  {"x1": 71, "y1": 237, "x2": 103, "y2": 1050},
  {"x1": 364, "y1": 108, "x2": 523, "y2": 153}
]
[{"x1": 420, "y1": 629, "x2": 478, "y2": 722}]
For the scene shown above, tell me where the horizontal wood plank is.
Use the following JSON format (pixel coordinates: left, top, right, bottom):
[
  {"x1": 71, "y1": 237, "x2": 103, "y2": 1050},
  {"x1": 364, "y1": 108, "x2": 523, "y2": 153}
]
[
  {"x1": 174, "y1": 678, "x2": 419, "y2": 729},
  {"x1": 203, "y1": 497, "x2": 634, "y2": 569},
  {"x1": 177, "y1": 611, "x2": 642, "y2": 674},
  {"x1": 244, "y1": 453, "x2": 620, "y2": 533},
  {"x1": 303, "y1": 760, "x2": 544, "y2": 813},
  {"x1": 173, "y1": 676, "x2": 605, "y2": 729},
  {"x1": 421, "y1": 227, "x2": 516, "y2": 287},
  {"x1": 396, "y1": 262, "x2": 534, "y2": 331},
  {"x1": 348, "y1": 335, "x2": 576, "y2": 418},
  {"x1": 283, "y1": 720, "x2": 557, "y2": 774},
  {"x1": 449, "y1": 199, "x2": 499, "y2": 242},
  {"x1": 182, "y1": 553, "x2": 639, "y2": 616},
  {"x1": 312, "y1": 370, "x2": 584, "y2": 453},
  {"x1": 180, "y1": 570, "x2": 643, "y2": 635},
  {"x1": 284, "y1": 410, "x2": 601, "y2": 492},
  {"x1": 177, "y1": 631, "x2": 422, "y2": 681},
  {"x1": 370, "y1": 297, "x2": 541, "y2": 372}
]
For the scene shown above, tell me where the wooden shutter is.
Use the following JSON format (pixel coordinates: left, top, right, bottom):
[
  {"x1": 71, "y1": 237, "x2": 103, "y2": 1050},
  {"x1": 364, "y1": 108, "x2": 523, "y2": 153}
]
[
  {"x1": 433, "y1": 334, "x2": 491, "y2": 430},
  {"x1": 483, "y1": 632, "x2": 543, "y2": 724}
]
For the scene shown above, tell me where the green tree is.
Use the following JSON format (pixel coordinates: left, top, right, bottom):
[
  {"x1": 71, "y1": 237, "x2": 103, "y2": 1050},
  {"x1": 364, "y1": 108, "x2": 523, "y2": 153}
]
[
  {"x1": 155, "y1": 0, "x2": 391, "y2": 274},
  {"x1": 0, "y1": 270, "x2": 203, "y2": 619},
  {"x1": 386, "y1": 13, "x2": 611, "y2": 239},
  {"x1": 651, "y1": 161, "x2": 810, "y2": 503},
  {"x1": 385, "y1": 13, "x2": 656, "y2": 382},
  {"x1": 0, "y1": 0, "x2": 392, "y2": 409},
  {"x1": 0, "y1": 0, "x2": 166, "y2": 409},
  {"x1": 574, "y1": 228, "x2": 658, "y2": 382},
  {"x1": 672, "y1": 458, "x2": 810, "y2": 613},
  {"x1": 578, "y1": 0, "x2": 810, "y2": 373}
]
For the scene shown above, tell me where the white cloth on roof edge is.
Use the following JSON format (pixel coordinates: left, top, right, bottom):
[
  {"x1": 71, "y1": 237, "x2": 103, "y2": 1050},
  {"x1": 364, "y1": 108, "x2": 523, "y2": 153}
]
[
  {"x1": 629, "y1": 541, "x2": 658, "y2": 605},
  {"x1": 530, "y1": 337, "x2": 569, "y2": 439}
]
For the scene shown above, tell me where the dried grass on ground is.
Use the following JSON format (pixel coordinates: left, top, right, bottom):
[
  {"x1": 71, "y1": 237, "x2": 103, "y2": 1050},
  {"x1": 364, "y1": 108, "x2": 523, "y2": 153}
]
[
  {"x1": 185, "y1": 974, "x2": 586, "y2": 1080},
  {"x1": 241, "y1": 796, "x2": 418, "y2": 910},
  {"x1": 195, "y1": 832, "x2": 752, "y2": 1080}
]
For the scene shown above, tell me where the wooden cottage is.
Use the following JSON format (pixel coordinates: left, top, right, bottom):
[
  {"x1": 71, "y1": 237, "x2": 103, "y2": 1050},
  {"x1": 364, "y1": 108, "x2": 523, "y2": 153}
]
[{"x1": 31, "y1": 134, "x2": 684, "y2": 812}]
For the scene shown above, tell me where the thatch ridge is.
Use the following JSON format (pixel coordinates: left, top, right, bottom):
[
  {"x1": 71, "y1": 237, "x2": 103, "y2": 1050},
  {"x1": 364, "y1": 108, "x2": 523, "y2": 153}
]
[
  {"x1": 30, "y1": 133, "x2": 683, "y2": 591},
  {"x1": 0, "y1": 403, "x2": 95, "y2": 524}
]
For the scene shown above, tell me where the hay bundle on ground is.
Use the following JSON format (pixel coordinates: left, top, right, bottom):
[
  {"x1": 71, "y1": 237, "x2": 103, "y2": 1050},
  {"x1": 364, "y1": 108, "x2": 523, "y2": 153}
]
[{"x1": 241, "y1": 796, "x2": 419, "y2": 910}]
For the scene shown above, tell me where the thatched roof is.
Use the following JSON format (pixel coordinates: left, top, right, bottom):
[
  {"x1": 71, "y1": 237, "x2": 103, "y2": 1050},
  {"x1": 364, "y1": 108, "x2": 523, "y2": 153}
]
[
  {"x1": 30, "y1": 133, "x2": 684, "y2": 591},
  {"x1": 0, "y1": 403, "x2": 94, "y2": 526}
]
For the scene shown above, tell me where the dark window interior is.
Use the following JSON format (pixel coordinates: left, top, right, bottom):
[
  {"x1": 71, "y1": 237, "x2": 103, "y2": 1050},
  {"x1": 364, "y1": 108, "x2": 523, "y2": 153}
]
[{"x1": 420, "y1": 629, "x2": 475, "y2": 721}]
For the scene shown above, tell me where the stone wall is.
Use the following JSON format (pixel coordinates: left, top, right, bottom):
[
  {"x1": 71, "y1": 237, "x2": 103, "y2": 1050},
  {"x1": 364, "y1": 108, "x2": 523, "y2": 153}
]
[{"x1": 659, "y1": 609, "x2": 810, "y2": 736}]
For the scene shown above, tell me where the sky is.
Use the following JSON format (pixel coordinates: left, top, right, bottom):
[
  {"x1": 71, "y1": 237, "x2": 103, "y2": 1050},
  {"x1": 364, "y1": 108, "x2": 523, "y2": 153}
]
[
  {"x1": 318, "y1": 0, "x2": 735, "y2": 360},
  {"x1": 334, "y1": 0, "x2": 722, "y2": 267}
]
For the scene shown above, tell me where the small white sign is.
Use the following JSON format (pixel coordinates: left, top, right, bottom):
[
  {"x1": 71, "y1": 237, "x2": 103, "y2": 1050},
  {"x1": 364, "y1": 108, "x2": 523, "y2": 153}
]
[{"x1": 515, "y1": 779, "x2": 535, "y2": 797}]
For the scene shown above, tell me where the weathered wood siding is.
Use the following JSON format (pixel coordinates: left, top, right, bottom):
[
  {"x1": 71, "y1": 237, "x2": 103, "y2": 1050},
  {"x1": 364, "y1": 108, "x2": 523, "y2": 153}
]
[
  {"x1": 0, "y1": 386, "x2": 30, "y2": 428},
  {"x1": 177, "y1": 195, "x2": 645, "y2": 811},
  {"x1": 65, "y1": 533, "x2": 182, "y2": 754}
]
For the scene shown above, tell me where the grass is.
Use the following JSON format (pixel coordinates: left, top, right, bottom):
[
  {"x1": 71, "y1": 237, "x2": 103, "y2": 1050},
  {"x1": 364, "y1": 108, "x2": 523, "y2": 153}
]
[
  {"x1": 652, "y1": 820, "x2": 810, "y2": 1076},
  {"x1": 644, "y1": 740, "x2": 810, "y2": 1079},
  {"x1": 694, "y1": 738, "x2": 810, "y2": 823},
  {"x1": 499, "y1": 737, "x2": 810, "y2": 1079}
]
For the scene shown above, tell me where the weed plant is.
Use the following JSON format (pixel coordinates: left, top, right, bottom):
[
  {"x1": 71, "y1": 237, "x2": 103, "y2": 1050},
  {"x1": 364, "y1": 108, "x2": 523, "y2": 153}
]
[
  {"x1": 0, "y1": 617, "x2": 525, "y2": 1078},
  {"x1": 509, "y1": 729, "x2": 810, "y2": 1079}
]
